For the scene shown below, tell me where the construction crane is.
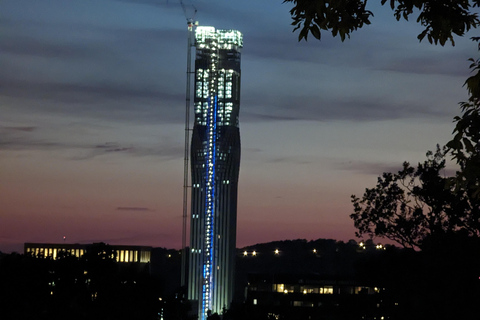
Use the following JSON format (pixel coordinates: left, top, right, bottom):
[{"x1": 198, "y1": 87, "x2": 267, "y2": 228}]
[
  {"x1": 179, "y1": 0, "x2": 197, "y2": 289},
  {"x1": 179, "y1": 0, "x2": 197, "y2": 29}
]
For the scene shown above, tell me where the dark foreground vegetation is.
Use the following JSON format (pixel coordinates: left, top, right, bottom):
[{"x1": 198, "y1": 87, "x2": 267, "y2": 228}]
[
  {"x1": 237, "y1": 238, "x2": 480, "y2": 320},
  {"x1": 2, "y1": 238, "x2": 480, "y2": 320},
  {"x1": 0, "y1": 243, "x2": 188, "y2": 320}
]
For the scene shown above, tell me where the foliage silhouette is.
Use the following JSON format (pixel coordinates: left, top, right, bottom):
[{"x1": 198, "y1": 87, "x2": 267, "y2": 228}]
[
  {"x1": 351, "y1": 41, "x2": 480, "y2": 249},
  {"x1": 0, "y1": 244, "x2": 163, "y2": 320},
  {"x1": 447, "y1": 38, "x2": 480, "y2": 199},
  {"x1": 351, "y1": 146, "x2": 480, "y2": 249},
  {"x1": 284, "y1": 0, "x2": 480, "y2": 45}
]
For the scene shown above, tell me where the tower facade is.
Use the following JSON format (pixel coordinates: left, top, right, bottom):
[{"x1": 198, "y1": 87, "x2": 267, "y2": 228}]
[{"x1": 188, "y1": 26, "x2": 242, "y2": 319}]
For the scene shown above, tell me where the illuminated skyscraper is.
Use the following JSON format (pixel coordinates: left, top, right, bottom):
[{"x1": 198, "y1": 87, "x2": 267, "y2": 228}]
[{"x1": 188, "y1": 26, "x2": 242, "y2": 319}]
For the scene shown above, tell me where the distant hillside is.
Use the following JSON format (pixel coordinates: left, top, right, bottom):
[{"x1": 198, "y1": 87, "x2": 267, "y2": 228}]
[
  {"x1": 147, "y1": 238, "x2": 396, "y2": 301},
  {"x1": 233, "y1": 238, "x2": 392, "y2": 301}
]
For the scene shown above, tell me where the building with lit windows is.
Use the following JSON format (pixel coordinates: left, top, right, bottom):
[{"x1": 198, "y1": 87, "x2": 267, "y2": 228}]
[
  {"x1": 24, "y1": 243, "x2": 151, "y2": 263},
  {"x1": 245, "y1": 274, "x2": 392, "y2": 320},
  {"x1": 188, "y1": 26, "x2": 243, "y2": 319}
]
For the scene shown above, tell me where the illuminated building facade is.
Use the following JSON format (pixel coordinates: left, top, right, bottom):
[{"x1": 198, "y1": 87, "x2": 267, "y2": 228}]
[
  {"x1": 188, "y1": 26, "x2": 242, "y2": 319},
  {"x1": 24, "y1": 243, "x2": 151, "y2": 263}
]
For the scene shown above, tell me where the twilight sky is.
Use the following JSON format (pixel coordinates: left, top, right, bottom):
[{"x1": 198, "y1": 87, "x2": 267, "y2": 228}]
[{"x1": 1, "y1": 0, "x2": 478, "y2": 253}]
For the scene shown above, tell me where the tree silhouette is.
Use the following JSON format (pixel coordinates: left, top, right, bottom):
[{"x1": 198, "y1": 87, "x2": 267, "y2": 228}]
[
  {"x1": 351, "y1": 39, "x2": 480, "y2": 250},
  {"x1": 351, "y1": 146, "x2": 480, "y2": 249},
  {"x1": 284, "y1": 0, "x2": 480, "y2": 45},
  {"x1": 0, "y1": 244, "x2": 165, "y2": 320},
  {"x1": 447, "y1": 38, "x2": 480, "y2": 199}
]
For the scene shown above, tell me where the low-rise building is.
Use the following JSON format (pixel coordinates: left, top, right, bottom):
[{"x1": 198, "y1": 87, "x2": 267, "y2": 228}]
[
  {"x1": 245, "y1": 273, "x2": 395, "y2": 320},
  {"x1": 24, "y1": 242, "x2": 151, "y2": 263}
]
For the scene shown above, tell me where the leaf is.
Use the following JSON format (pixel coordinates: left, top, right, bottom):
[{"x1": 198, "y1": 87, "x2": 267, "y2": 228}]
[
  {"x1": 298, "y1": 26, "x2": 308, "y2": 41},
  {"x1": 310, "y1": 24, "x2": 321, "y2": 39},
  {"x1": 463, "y1": 137, "x2": 475, "y2": 153}
]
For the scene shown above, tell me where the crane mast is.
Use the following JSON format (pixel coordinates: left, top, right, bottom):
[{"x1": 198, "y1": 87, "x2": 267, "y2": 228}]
[{"x1": 180, "y1": 0, "x2": 197, "y2": 289}]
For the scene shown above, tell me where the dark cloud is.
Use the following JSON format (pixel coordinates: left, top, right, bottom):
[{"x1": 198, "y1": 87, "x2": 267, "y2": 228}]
[
  {"x1": 3, "y1": 126, "x2": 36, "y2": 132},
  {"x1": 241, "y1": 111, "x2": 298, "y2": 122},
  {"x1": 116, "y1": 207, "x2": 151, "y2": 211},
  {"x1": 333, "y1": 158, "x2": 458, "y2": 178},
  {"x1": 265, "y1": 156, "x2": 313, "y2": 165},
  {"x1": 1, "y1": 13, "x2": 187, "y2": 123},
  {"x1": 0, "y1": 131, "x2": 84, "y2": 152},
  {"x1": 243, "y1": 20, "x2": 474, "y2": 79},
  {"x1": 96, "y1": 143, "x2": 133, "y2": 153},
  {"x1": 0, "y1": 140, "x2": 60, "y2": 151},
  {"x1": 378, "y1": 53, "x2": 472, "y2": 77},
  {"x1": 333, "y1": 160, "x2": 406, "y2": 176},
  {"x1": 0, "y1": 127, "x2": 183, "y2": 160},
  {"x1": 240, "y1": 30, "x2": 322, "y2": 61},
  {"x1": 242, "y1": 93, "x2": 452, "y2": 124},
  {"x1": 113, "y1": 0, "x2": 170, "y2": 8},
  {"x1": 90, "y1": 142, "x2": 182, "y2": 159},
  {"x1": 73, "y1": 142, "x2": 183, "y2": 161},
  {"x1": 1, "y1": 6, "x2": 462, "y2": 132},
  {"x1": 1, "y1": 15, "x2": 185, "y2": 62},
  {"x1": 241, "y1": 147, "x2": 263, "y2": 154},
  {"x1": 0, "y1": 79, "x2": 184, "y2": 124},
  {"x1": 0, "y1": 79, "x2": 169, "y2": 102},
  {"x1": 114, "y1": 0, "x2": 165, "y2": 5},
  {"x1": 7, "y1": 0, "x2": 462, "y2": 129},
  {"x1": 0, "y1": 126, "x2": 61, "y2": 150},
  {"x1": 0, "y1": 20, "x2": 190, "y2": 126},
  {"x1": 2, "y1": 34, "x2": 102, "y2": 60}
]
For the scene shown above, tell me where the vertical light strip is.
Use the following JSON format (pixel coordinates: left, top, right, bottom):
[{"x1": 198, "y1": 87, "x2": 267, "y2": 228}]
[{"x1": 202, "y1": 35, "x2": 218, "y2": 320}]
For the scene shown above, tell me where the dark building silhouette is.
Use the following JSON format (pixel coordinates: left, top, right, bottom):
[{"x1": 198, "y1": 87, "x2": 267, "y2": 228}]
[
  {"x1": 244, "y1": 273, "x2": 391, "y2": 320},
  {"x1": 188, "y1": 26, "x2": 243, "y2": 319}
]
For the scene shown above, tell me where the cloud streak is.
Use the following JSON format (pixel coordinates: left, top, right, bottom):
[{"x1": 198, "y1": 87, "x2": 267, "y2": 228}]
[
  {"x1": 333, "y1": 159, "x2": 407, "y2": 176},
  {"x1": 242, "y1": 94, "x2": 452, "y2": 123},
  {"x1": 0, "y1": 126, "x2": 183, "y2": 160},
  {"x1": 116, "y1": 207, "x2": 151, "y2": 212},
  {"x1": 0, "y1": 79, "x2": 184, "y2": 124},
  {"x1": 3, "y1": 126, "x2": 36, "y2": 132}
]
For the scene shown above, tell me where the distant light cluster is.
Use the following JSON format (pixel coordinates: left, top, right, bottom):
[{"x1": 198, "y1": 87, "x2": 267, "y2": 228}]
[{"x1": 241, "y1": 242, "x2": 387, "y2": 257}]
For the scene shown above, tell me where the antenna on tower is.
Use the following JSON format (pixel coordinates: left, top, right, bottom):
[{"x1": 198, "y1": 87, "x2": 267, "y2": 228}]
[{"x1": 179, "y1": 0, "x2": 197, "y2": 289}]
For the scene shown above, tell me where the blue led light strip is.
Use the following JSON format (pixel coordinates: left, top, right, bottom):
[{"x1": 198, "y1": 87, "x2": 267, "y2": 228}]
[{"x1": 202, "y1": 47, "x2": 218, "y2": 320}]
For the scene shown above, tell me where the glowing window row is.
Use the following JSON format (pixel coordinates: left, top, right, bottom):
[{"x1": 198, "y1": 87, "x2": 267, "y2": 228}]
[
  {"x1": 25, "y1": 246, "x2": 151, "y2": 264},
  {"x1": 26, "y1": 247, "x2": 85, "y2": 260},
  {"x1": 275, "y1": 284, "x2": 334, "y2": 294},
  {"x1": 195, "y1": 27, "x2": 243, "y2": 48},
  {"x1": 196, "y1": 82, "x2": 233, "y2": 99},
  {"x1": 115, "y1": 249, "x2": 150, "y2": 263}
]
